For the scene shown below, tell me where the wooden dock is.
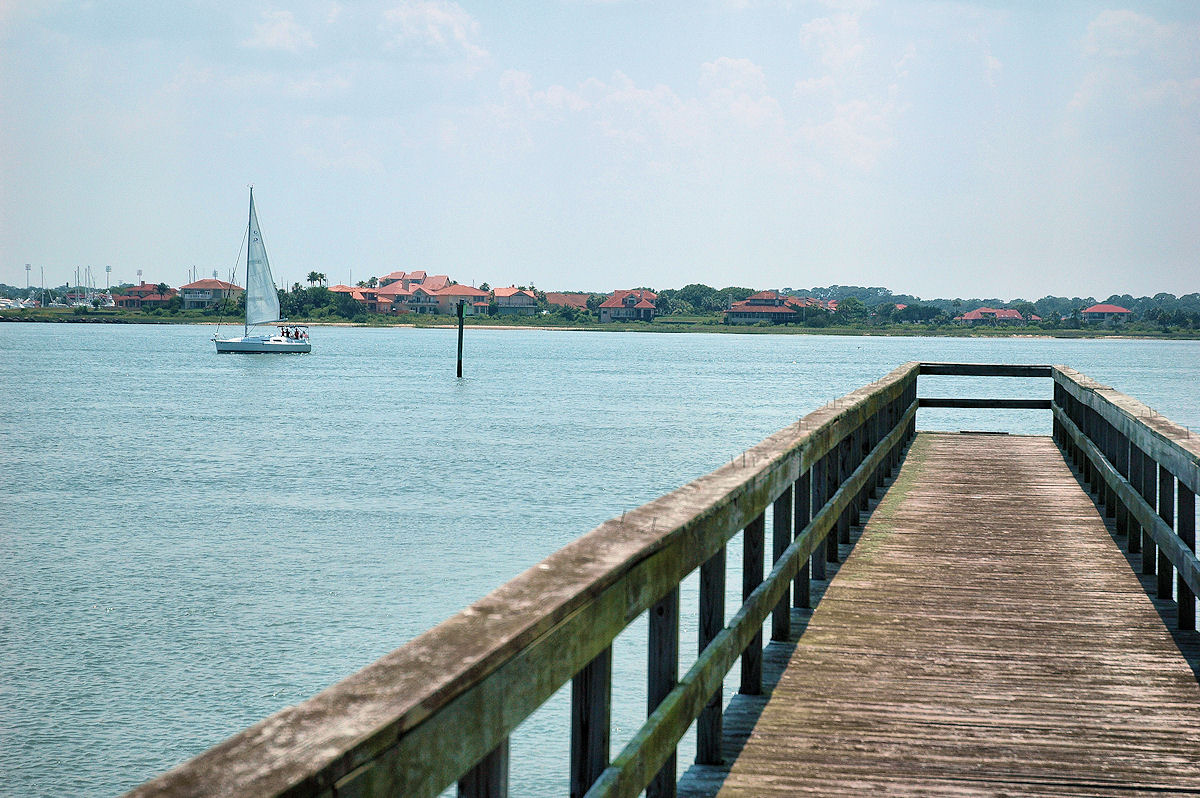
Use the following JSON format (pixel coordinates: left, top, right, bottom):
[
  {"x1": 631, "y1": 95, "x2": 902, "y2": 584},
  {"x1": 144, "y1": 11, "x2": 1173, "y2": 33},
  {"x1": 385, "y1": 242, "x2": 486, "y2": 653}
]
[
  {"x1": 126, "y1": 363, "x2": 1200, "y2": 798},
  {"x1": 685, "y1": 431, "x2": 1200, "y2": 796}
]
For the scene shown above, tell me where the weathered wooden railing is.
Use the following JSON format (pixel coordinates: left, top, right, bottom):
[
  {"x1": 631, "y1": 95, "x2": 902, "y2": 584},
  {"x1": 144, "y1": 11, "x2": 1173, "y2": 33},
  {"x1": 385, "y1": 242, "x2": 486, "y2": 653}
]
[
  {"x1": 1053, "y1": 366, "x2": 1200, "y2": 630},
  {"x1": 128, "y1": 363, "x2": 920, "y2": 798},
  {"x1": 128, "y1": 362, "x2": 1199, "y2": 798}
]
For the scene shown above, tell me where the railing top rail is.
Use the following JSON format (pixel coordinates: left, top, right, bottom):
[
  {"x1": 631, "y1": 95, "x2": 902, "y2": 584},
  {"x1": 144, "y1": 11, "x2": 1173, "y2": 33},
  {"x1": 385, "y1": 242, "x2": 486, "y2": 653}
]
[
  {"x1": 1053, "y1": 365, "x2": 1200, "y2": 494},
  {"x1": 918, "y1": 362, "x2": 1053, "y2": 377},
  {"x1": 129, "y1": 362, "x2": 920, "y2": 798}
]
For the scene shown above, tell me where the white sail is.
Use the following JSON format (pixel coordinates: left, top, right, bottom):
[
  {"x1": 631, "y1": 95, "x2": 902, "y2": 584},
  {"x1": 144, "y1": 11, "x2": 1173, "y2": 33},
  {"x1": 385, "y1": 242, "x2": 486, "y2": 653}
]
[{"x1": 245, "y1": 192, "x2": 281, "y2": 326}]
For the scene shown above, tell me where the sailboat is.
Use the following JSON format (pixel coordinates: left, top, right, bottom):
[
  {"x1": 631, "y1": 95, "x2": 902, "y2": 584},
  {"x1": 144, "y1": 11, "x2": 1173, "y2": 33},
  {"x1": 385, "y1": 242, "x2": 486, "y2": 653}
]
[{"x1": 214, "y1": 187, "x2": 311, "y2": 353}]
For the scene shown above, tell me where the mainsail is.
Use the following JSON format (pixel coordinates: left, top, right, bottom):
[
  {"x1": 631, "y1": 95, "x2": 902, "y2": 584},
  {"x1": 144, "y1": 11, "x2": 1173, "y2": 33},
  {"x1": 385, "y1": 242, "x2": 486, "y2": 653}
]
[{"x1": 244, "y1": 191, "x2": 281, "y2": 326}]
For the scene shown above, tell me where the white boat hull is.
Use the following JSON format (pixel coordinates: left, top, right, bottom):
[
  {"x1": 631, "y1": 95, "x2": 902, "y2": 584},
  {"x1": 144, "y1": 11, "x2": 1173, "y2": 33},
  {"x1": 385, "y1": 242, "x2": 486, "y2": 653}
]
[{"x1": 214, "y1": 334, "x2": 310, "y2": 354}]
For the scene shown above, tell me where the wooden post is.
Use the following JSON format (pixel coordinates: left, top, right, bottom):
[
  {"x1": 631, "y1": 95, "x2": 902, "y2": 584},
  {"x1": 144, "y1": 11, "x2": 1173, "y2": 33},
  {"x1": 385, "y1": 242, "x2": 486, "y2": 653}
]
[
  {"x1": 1121, "y1": 437, "x2": 1136, "y2": 550},
  {"x1": 811, "y1": 456, "x2": 827, "y2": 580},
  {"x1": 1123, "y1": 439, "x2": 1142, "y2": 552},
  {"x1": 697, "y1": 547, "x2": 725, "y2": 765},
  {"x1": 1157, "y1": 465, "x2": 1174, "y2": 599},
  {"x1": 1180, "y1": 486, "x2": 1196, "y2": 631},
  {"x1": 794, "y1": 471, "x2": 811, "y2": 609},
  {"x1": 772, "y1": 486, "x2": 793, "y2": 641},
  {"x1": 456, "y1": 300, "x2": 465, "y2": 378},
  {"x1": 570, "y1": 647, "x2": 611, "y2": 798},
  {"x1": 458, "y1": 739, "x2": 508, "y2": 798},
  {"x1": 825, "y1": 451, "x2": 841, "y2": 563},
  {"x1": 1103, "y1": 421, "x2": 1117, "y2": 518},
  {"x1": 740, "y1": 514, "x2": 764, "y2": 696},
  {"x1": 647, "y1": 587, "x2": 679, "y2": 798},
  {"x1": 840, "y1": 434, "x2": 856, "y2": 536},
  {"x1": 1137, "y1": 448, "x2": 1155, "y2": 574}
]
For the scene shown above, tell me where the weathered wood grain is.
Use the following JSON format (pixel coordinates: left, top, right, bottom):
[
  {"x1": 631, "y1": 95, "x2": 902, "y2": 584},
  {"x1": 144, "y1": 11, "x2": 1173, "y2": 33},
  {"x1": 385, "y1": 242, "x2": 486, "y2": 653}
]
[
  {"x1": 1055, "y1": 406, "x2": 1200, "y2": 599},
  {"x1": 709, "y1": 433, "x2": 1200, "y2": 796},
  {"x1": 127, "y1": 365, "x2": 919, "y2": 798},
  {"x1": 1055, "y1": 366, "x2": 1200, "y2": 495},
  {"x1": 918, "y1": 363, "x2": 1053, "y2": 377},
  {"x1": 917, "y1": 397, "x2": 1052, "y2": 409}
]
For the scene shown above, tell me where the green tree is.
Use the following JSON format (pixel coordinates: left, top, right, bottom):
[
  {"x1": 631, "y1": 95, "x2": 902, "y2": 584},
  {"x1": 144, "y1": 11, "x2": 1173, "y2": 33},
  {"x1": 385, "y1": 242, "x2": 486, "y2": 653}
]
[{"x1": 834, "y1": 296, "x2": 867, "y2": 321}]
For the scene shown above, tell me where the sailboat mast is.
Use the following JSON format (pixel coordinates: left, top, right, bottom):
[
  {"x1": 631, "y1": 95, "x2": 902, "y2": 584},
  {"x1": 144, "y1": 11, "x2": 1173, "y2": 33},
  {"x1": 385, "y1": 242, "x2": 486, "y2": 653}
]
[{"x1": 245, "y1": 186, "x2": 253, "y2": 337}]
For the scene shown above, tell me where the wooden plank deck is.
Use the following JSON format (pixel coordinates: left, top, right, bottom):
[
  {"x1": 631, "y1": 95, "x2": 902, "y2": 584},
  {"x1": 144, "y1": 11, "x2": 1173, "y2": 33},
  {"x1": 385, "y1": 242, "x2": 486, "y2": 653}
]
[{"x1": 685, "y1": 432, "x2": 1200, "y2": 796}]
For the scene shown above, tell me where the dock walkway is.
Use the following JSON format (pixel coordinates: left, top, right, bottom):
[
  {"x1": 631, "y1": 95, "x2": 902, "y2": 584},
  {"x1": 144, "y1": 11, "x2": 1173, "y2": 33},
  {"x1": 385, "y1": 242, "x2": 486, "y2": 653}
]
[{"x1": 691, "y1": 432, "x2": 1200, "y2": 796}]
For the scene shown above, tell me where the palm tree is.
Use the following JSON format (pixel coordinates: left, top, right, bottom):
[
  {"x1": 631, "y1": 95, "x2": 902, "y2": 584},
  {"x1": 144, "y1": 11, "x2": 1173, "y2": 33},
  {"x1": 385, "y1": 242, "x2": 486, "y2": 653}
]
[{"x1": 307, "y1": 271, "x2": 321, "y2": 287}]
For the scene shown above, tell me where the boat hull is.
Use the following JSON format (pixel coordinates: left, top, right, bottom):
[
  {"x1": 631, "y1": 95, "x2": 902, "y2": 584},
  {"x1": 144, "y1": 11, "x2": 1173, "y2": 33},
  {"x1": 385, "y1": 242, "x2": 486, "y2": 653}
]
[{"x1": 214, "y1": 336, "x2": 310, "y2": 354}]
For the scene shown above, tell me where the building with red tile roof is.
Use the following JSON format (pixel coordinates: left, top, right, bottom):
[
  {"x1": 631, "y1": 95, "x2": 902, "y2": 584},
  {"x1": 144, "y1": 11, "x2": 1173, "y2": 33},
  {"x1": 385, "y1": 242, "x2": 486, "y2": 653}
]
[
  {"x1": 116, "y1": 280, "x2": 182, "y2": 309},
  {"x1": 433, "y1": 284, "x2": 489, "y2": 315},
  {"x1": 725, "y1": 290, "x2": 799, "y2": 324},
  {"x1": 545, "y1": 292, "x2": 591, "y2": 310},
  {"x1": 493, "y1": 286, "x2": 538, "y2": 316},
  {"x1": 599, "y1": 289, "x2": 657, "y2": 322},
  {"x1": 1082, "y1": 303, "x2": 1132, "y2": 322},
  {"x1": 955, "y1": 307, "x2": 1038, "y2": 324},
  {"x1": 179, "y1": 279, "x2": 240, "y2": 310}
]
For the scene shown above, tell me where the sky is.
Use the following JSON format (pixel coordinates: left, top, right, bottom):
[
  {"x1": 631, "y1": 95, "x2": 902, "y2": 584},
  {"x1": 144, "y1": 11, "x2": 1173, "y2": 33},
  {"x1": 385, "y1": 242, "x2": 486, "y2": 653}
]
[{"x1": 1, "y1": 1, "x2": 1198, "y2": 300}]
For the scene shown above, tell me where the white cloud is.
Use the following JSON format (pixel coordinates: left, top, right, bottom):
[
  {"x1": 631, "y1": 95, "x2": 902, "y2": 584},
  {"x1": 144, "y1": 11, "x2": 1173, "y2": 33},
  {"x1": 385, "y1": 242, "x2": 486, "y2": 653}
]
[
  {"x1": 1082, "y1": 9, "x2": 1172, "y2": 59},
  {"x1": 800, "y1": 13, "x2": 864, "y2": 72},
  {"x1": 1070, "y1": 10, "x2": 1200, "y2": 114},
  {"x1": 382, "y1": 0, "x2": 487, "y2": 60},
  {"x1": 243, "y1": 10, "x2": 316, "y2": 52}
]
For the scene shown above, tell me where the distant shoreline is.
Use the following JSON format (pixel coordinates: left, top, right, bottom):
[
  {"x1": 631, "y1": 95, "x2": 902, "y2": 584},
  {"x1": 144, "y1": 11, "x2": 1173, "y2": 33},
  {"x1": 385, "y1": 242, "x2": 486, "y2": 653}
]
[{"x1": 3, "y1": 311, "x2": 1198, "y2": 340}]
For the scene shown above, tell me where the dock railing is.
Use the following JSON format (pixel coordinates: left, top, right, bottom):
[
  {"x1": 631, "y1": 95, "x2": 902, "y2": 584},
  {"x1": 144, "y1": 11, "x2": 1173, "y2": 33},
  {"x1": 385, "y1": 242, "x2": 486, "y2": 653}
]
[
  {"x1": 1053, "y1": 366, "x2": 1200, "y2": 630},
  {"x1": 128, "y1": 362, "x2": 1200, "y2": 798}
]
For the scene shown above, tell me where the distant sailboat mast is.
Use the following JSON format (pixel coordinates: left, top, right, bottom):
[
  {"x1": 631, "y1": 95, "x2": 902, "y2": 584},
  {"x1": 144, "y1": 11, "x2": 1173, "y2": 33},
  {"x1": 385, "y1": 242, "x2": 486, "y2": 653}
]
[{"x1": 245, "y1": 186, "x2": 253, "y2": 337}]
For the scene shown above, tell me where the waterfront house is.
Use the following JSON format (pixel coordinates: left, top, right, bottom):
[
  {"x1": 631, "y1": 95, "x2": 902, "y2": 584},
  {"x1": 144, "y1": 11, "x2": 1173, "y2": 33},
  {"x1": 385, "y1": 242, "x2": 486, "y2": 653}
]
[
  {"x1": 377, "y1": 271, "x2": 449, "y2": 291},
  {"x1": 493, "y1": 286, "x2": 538, "y2": 316},
  {"x1": 1082, "y1": 303, "x2": 1133, "y2": 323},
  {"x1": 599, "y1": 289, "x2": 657, "y2": 322},
  {"x1": 725, "y1": 291, "x2": 799, "y2": 324},
  {"x1": 406, "y1": 285, "x2": 441, "y2": 314},
  {"x1": 434, "y1": 284, "x2": 489, "y2": 315},
  {"x1": 179, "y1": 279, "x2": 240, "y2": 310},
  {"x1": 955, "y1": 307, "x2": 1035, "y2": 325},
  {"x1": 116, "y1": 280, "x2": 179, "y2": 309},
  {"x1": 545, "y1": 292, "x2": 591, "y2": 310},
  {"x1": 373, "y1": 281, "x2": 412, "y2": 313}
]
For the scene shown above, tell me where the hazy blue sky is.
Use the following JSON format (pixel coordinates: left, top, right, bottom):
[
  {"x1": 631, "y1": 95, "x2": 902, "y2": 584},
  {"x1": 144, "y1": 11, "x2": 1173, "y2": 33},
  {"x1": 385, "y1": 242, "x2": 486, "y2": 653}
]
[{"x1": 2, "y1": 1, "x2": 1197, "y2": 298}]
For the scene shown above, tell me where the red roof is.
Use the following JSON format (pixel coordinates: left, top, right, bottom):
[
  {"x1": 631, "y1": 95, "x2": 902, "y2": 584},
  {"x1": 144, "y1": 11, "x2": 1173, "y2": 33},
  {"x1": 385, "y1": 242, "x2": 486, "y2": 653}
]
[
  {"x1": 493, "y1": 286, "x2": 536, "y2": 299},
  {"x1": 746, "y1": 290, "x2": 786, "y2": 301},
  {"x1": 434, "y1": 284, "x2": 489, "y2": 298},
  {"x1": 600, "y1": 289, "x2": 657, "y2": 308},
  {"x1": 959, "y1": 307, "x2": 1025, "y2": 321},
  {"x1": 422, "y1": 275, "x2": 450, "y2": 291},
  {"x1": 181, "y1": 279, "x2": 239, "y2": 291},
  {"x1": 728, "y1": 302, "x2": 798, "y2": 315},
  {"x1": 1083, "y1": 303, "x2": 1131, "y2": 314},
  {"x1": 376, "y1": 282, "x2": 413, "y2": 298},
  {"x1": 545, "y1": 292, "x2": 590, "y2": 309}
]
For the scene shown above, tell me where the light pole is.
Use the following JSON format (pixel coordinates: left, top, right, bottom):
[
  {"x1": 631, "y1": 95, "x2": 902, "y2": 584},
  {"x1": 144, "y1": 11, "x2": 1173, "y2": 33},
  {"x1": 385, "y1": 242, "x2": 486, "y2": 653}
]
[
  {"x1": 105, "y1": 265, "x2": 111, "y2": 290},
  {"x1": 25, "y1": 263, "x2": 31, "y2": 291}
]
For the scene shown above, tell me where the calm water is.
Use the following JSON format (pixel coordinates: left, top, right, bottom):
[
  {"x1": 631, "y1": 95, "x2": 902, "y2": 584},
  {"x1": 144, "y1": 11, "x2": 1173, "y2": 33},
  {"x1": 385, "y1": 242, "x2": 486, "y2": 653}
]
[{"x1": 3, "y1": 323, "x2": 1199, "y2": 797}]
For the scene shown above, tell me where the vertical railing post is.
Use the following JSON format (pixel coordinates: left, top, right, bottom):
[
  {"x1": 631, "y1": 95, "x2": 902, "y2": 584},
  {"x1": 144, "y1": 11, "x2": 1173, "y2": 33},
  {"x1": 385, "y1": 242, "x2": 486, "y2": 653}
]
[
  {"x1": 811, "y1": 456, "x2": 827, "y2": 580},
  {"x1": 1157, "y1": 465, "x2": 1174, "y2": 599},
  {"x1": 740, "y1": 514, "x2": 765, "y2": 696},
  {"x1": 1118, "y1": 435, "x2": 1135, "y2": 549},
  {"x1": 794, "y1": 470, "x2": 811, "y2": 609},
  {"x1": 647, "y1": 587, "x2": 679, "y2": 798},
  {"x1": 772, "y1": 486, "x2": 793, "y2": 641},
  {"x1": 1103, "y1": 421, "x2": 1117, "y2": 519},
  {"x1": 1179, "y1": 486, "x2": 1196, "y2": 631},
  {"x1": 824, "y1": 449, "x2": 840, "y2": 563},
  {"x1": 838, "y1": 434, "x2": 854, "y2": 541},
  {"x1": 570, "y1": 648, "x2": 611, "y2": 798},
  {"x1": 458, "y1": 739, "x2": 509, "y2": 798},
  {"x1": 696, "y1": 547, "x2": 725, "y2": 765},
  {"x1": 1136, "y1": 447, "x2": 1156, "y2": 574}
]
